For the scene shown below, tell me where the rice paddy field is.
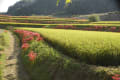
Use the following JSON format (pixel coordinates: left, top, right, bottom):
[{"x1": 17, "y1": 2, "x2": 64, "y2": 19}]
[
  {"x1": 92, "y1": 21, "x2": 120, "y2": 24},
  {"x1": 16, "y1": 27, "x2": 120, "y2": 66},
  {"x1": 0, "y1": 15, "x2": 120, "y2": 28},
  {"x1": 1, "y1": 15, "x2": 120, "y2": 80}
]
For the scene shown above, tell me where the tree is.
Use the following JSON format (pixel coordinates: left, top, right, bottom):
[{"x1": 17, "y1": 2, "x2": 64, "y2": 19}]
[
  {"x1": 22, "y1": 0, "x2": 72, "y2": 6},
  {"x1": 57, "y1": 0, "x2": 72, "y2": 6}
]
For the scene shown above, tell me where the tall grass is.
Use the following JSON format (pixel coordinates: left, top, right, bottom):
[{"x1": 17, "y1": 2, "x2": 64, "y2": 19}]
[
  {"x1": 0, "y1": 54, "x2": 5, "y2": 80},
  {"x1": 0, "y1": 31, "x2": 10, "y2": 80},
  {"x1": 0, "y1": 32, "x2": 10, "y2": 51}
]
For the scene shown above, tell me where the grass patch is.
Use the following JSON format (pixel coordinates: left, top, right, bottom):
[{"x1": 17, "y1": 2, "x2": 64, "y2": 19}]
[
  {"x1": 0, "y1": 54, "x2": 5, "y2": 80},
  {"x1": 0, "y1": 30, "x2": 10, "y2": 80},
  {"x1": 0, "y1": 31, "x2": 10, "y2": 49},
  {"x1": 0, "y1": 46, "x2": 4, "y2": 51}
]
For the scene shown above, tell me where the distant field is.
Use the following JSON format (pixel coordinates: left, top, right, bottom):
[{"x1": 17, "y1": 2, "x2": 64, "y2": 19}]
[
  {"x1": 0, "y1": 15, "x2": 120, "y2": 29},
  {"x1": 1, "y1": 22, "x2": 120, "y2": 28},
  {"x1": 0, "y1": 16, "x2": 89, "y2": 24},
  {"x1": 92, "y1": 21, "x2": 120, "y2": 24},
  {"x1": 11, "y1": 18, "x2": 88, "y2": 22},
  {"x1": 16, "y1": 27, "x2": 120, "y2": 66}
]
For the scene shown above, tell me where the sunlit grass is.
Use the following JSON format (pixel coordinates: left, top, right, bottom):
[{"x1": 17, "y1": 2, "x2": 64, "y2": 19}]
[
  {"x1": 92, "y1": 21, "x2": 120, "y2": 24},
  {"x1": 0, "y1": 32, "x2": 10, "y2": 50},
  {"x1": 0, "y1": 31, "x2": 10, "y2": 80},
  {"x1": 19, "y1": 37, "x2": 115, "y2": 80},
  {"x1": 16, "y1": 27, "x2": 120, "y2": 66},
  {"x1": 0, "y1": 54, "x2": 5, "y2": 80},
  {"x1": 1, "y1": 22, "x2": 120, "y2": 28}
]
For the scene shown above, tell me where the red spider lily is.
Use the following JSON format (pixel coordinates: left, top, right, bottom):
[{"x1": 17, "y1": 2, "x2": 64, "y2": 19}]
[
  {"x1": 110, "y1": 27, "x2": 116, "y2": 31},
  {"x1": 25, "y1": 37, "x2": 34, "y2": 41},
  {"x1": 36, "y1": 37, "x2": 43, "y2": 41},
  {"x1": 22, "y1": 37, "x2": 34, "y2": 43},
  {"x1": 94, "y1": 26, "x2": 100, "y2": 30},
  {"x1": 22, "y1": 43, "x2": 29, "y2": 49},
  {"x1": 4, "y1": 30, "x2": 8, "y2": 33},
  {"x1": 112, "y1": 74, "x2": 120, "y2": 80},
  {"x1": 14, "y1": 29, "x2": 43, "y2": 42},
  {"x1": 28, "y1": 51, "x2": 37, "y2": 61},
  {"x1": 32, "y1": 33, "x2": 40, "y2": 38}
]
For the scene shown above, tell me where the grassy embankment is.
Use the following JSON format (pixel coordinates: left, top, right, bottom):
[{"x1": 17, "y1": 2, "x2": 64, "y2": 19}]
[
  {"x1": 15, "y1": 27, "x2": 120, "y2": 80},
  {"x1": 0, "y1": 31, "x2": 10, "y2": 80}
]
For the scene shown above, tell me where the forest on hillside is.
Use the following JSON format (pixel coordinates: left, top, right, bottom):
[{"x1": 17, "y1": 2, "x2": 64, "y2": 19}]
[{"x1": 7, "y1": 0, "x2": 120, "y2": 16}]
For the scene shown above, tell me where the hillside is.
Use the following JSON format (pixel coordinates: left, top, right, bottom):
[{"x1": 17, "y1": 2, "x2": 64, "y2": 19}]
[{"x1": 7, "y1": 0, "x2": 120, "y2": 16}]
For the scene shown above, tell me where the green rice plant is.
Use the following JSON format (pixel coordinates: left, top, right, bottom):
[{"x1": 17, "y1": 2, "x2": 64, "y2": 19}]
[
  {"x1": 20, "y1": 40, "x2": 114, "y2": 80},
  {"x1": 1, "y1": 22, "x2": 120, "y2": 28},
  {"x1": 11, "y1": 18, "x2": 89, "y2": 22},
  {"x1": 16, "y1": 27, "x2": 120, "y2": 66}
]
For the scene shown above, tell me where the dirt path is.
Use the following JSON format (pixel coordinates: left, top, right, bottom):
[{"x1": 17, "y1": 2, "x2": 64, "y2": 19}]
[{"x1": 3, "y1": 32, "x2": 30, "y2": 80}]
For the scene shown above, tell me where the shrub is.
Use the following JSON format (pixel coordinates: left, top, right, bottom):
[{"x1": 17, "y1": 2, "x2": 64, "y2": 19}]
[{"x1": 88, "y1": 15, "x2": 100, "y2": 22}]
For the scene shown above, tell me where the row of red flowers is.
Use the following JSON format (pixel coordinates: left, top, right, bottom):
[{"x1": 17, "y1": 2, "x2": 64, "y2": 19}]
[
  {"x1": 112, "y1": 74, "x2": 120, "y2": 80},
  {"x1": 82, "y1": 26, "x2": 119, "y2": 32},
  {"x1": 53, "y1": 25, "x2": 120, "y2": 33},
  {"x1": 14, "y1": 29, "x2": 43, "y2": 62}
]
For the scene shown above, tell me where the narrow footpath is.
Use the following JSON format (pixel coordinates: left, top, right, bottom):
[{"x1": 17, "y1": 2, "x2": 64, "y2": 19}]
[{"x1": 3, "y1": 32, "x2": 30, "y2": 80}]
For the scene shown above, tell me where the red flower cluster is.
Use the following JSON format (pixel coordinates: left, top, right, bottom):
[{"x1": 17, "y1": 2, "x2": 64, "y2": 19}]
[
  {"x1": 28, "y1": 51, "x2": 37, "y2": 61},
  {"x1": 14, "y1": 29, "x2": 43, "y2": 62},
  {"x1": 109, "y1": 27, "x2": 116, "y2": 31},
  {"x1": 4, "y1": 30, "x2": 8, "y2": 33},
  {"x1": 83, "y1": 26, "x2": 105, "y2": 31},
  {"x1": 14, "y1": 29, "x2": 43, "y2": 43},
  {"x1": 22, "y1": 43, "x2": 29, "y2": 50},
  {"x1": 81, "y1": 26, "x2": 118, "y2": 32},
  {"x1": 112, "y1": 74, "x2": 120, "y2": 80}
]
